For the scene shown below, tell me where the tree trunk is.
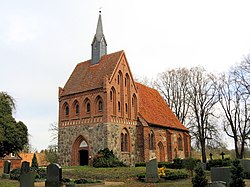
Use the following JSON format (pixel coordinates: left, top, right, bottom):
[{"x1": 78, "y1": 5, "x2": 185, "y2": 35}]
[{"x1": 201, "y1": 138, "x2": 207, "y2": 163}]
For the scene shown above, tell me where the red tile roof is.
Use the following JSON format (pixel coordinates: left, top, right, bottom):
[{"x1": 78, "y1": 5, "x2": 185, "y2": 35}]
[
  {"x1": 61, "y1": 50, "x2": 124, "y2": 96},
  {"x1": 136, "y1": 82, "x2": 188, "y2": 131}
]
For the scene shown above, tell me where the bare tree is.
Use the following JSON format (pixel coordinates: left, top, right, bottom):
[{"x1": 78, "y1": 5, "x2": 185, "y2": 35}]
[
  {"x1": 218, "y1": 67, "x2": 250, "y2": 159},
  {"x1": 188, "y1": 67, "x2": 219, "y2": 163},
  {"x1": 154, "y1": 68, "x2": 190, "y2": 124}
]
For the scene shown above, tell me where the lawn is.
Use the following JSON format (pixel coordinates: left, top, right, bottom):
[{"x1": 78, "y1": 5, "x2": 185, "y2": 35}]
[{"x1": 0, "y1": 166, "x2": 193, "y2": 186}]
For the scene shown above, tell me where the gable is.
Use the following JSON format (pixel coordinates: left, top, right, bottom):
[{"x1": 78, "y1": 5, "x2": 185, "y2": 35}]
[
  {"x1": 60, "y1": 50, "x2": 124, "y2": 96},
  {"x1": 136, "y1": 82, "x2": 188, "y2": 131}
]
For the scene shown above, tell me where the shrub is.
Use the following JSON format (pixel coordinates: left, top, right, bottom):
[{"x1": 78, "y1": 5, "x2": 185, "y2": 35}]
[
  {"x1": 158, "y1": 166, "x2": 167, "y2": 176},
  {"x1": 135, "y1": 162, "x2": 146, "y2": 167},
  {"x1": 183, "y1": 157, "x2": 200, "y2": 176},
  {"x1": 93, "y1": 148, "x2": 126, "y2": 167},
  {"x1": 230, "y1": 159, "x2": 245, "y2": 187},
  {"x1": 31, "y1": 153, "x2": 39, "y2": 169},
  {"x1": 192, "y1": 164, "x2": 208, "y2": 187},
  {"x1": 206, "y1": 158, "x2": 231, "y2": 170},
  {"x1": 158, "y1": 162, "x2": 174, "y2": 168},
  {"x1": 10, "y1": 168, "x2": 21, "y2": 180},
  {"x1": 173, "y1": 158, "x2": 183, "y2": 169}
]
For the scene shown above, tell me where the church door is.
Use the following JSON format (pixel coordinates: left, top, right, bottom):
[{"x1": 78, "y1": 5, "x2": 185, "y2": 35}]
[{"x1": 79, "y1": 150, "x2": 88, "y2": 166}]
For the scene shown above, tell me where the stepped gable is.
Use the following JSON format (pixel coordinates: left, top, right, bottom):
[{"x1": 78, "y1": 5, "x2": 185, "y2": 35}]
[
  {"x1": 61, "y1": 50, "x2": 124, "y2": 96},
  {"x1": 136, "y1": 82, "x2": 188, "y2": 131}
]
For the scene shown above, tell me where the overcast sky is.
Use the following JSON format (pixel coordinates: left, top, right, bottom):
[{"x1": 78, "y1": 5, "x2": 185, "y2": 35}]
[{"x1": 1, "y1": 0, "x2": 250, "y2": 151}]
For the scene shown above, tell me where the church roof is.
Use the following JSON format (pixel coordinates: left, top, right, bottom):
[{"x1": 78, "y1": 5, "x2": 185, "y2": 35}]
[
  {"x1": 61, "y1": 50, "x2": 123, "y2": 96},
  {"x1": 136, "y1": 82, "x2": 189, "y2": 131}
]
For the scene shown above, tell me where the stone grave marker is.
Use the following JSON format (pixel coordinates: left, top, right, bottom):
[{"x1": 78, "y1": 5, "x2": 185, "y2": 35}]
[
  {"x1": 145, "y1": 158, "x2": 159, "y2": 183},
  {"x1": 239, "y1": 159, "x2": 250, "y2": 174},
  {"x1": 3, "y1": 160, "x2": 11, "y2": 174},
  {"x1": 20, "y1": 161, "x2": 35, "y2": 187},
  {"x1": 208, "y1": 181, "x2": 227, "y2": 187},
  {"x1": 211, "y1": 167, "x2": 231, "y2": 187},
  {"x1": 45, "y1": 163, "x2": 62, "y2": 187},
  {"x1": 21, "y1": 161, "x2": 30, "y2": 174}
]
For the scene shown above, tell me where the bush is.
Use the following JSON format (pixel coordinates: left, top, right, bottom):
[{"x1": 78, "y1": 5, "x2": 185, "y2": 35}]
[
  {"x1": 183, "y1": 157, "x2": 200, "y2": 176},
  {"x1": 230, "y1": 159, "x2": 245, "y2": 187},
  {"x1": 93, "y1": 148, "x2": 126, "y2": 167},
  {"x1": 10, "y1": 168, "x2": 21, "y2": 180},
  {"x1": 206, "y1": 158, "x2": 231, "y2": 170},
  {"x1": 173, "y1": 158, "x2": 183, "y2": 169},
  {"x1": 31, "y1": 153, "x2": 39, "y2": 169},
  {"x1": 192, "y1": 164, "x2": 208, "y2": 187},
  {"x1": 162, "y1": 170, "x2": 188, "y2": 180},
  {"x1": 135, "y1": 162, "x2": 146, "y2": 167},
  {"x1": 158, "y1": 162, "x2": 174, "y2": 168}
]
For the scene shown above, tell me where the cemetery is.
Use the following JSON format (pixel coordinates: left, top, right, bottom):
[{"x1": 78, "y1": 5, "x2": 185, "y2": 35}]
[{"x1": 0, "y1": 151, "x2": 250, "y2": 186}]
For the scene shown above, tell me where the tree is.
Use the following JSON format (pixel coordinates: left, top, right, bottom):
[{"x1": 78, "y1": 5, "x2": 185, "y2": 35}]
[
  {"x1": 218, "y1": 69, "x2": 250, "y2": 159},
  {"x1": 188, "y1": 67, "x2": 220, "y2": 163},
  {"x1": 0, "y1": 92, "x2": 28, "y2": 157},
  {"x1": 192, "y1": 163, "x2": 208, "y2": 187},
  {"x1": 230, "y1": 159, "x2": 245, "y2": 187},
  {"x1": 45, "y1": 144, "x2": 58, "y2": 163},
  {"x1": 154, "y1": 68, "x2": 191, "y2": 124},
  {"x1": 31, "y1": 153, "x2": 39, "y2": 169}
]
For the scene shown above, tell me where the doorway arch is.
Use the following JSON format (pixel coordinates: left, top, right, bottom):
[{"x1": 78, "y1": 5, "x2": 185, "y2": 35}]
[{"x1": 71, "y1": 135, "x2": 89, "y2": 166}]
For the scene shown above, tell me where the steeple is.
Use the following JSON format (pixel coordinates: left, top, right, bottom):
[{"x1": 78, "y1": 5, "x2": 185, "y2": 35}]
[{"x1": 91, "y1": 11, "x2": 107, "y2": 65}]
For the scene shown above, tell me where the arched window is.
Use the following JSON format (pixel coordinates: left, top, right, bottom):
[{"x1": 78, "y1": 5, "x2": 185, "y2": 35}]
[
  {"x1": 98, "y1": 100, "x2": 102, "y2": 111},
  {"x1": 110, "y1": 91, "x2": 113, "y2": 102},
  {"x1": 178, "y1": 135, "x2": 183, "y2": 150},
  {"x1": 117, "y1": 74, "x2": 120, "y2": 84},
  {"x1": 125, "y1": 103, "x2": 128, "y2": 113},
  {"x1": 121, "y1": 128, "x2": 129, "y2": 152},
  {"x1": 63, "y1": 102, "x2": 69, "y2": 117},
  {"x1": 95, "y1": 96, "x2": 103, "y2": 113},
  {"x1": 76, "y1": 104, "x2": 79, "y2": 115},
  {"x1": 87, "y1": 103, "x2": 91, "y2": 113},
  {"x1": 149, "y1": 130, "x2": 155, "y2": 150},
  {"x1": 73, "y1": 100, "x2": 80, "y2": 116},
  {"x1": 118, "y1": 101, "x2": 121, "y2": 112},
  {"x1": 65, "y1": 106, "x2": 69, "y2": 116}
]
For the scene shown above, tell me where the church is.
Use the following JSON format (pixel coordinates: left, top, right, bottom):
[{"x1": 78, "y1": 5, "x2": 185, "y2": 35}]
[{"x1": 58, "y1": 12, "x2": 191, "y2": 166}]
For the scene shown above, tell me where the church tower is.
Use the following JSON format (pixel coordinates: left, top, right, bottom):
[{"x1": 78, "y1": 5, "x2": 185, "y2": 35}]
[{"x1": 91, "y1": 11, "x2": 107, "y2": 65}]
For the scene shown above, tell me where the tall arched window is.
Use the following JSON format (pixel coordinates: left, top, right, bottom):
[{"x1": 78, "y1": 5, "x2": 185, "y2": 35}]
[
  {"x1": 121, "y1": 128, "x2": 129, "y2": 152},
  {"x1": 95, "y1": 96, "x2": 103, "y2": 113},
  {"x1": 110, "y1": 91, "x2": 113, "y2": 102},
  {"x1": 87, "y1": 103, "x2": 91, "y2": 113},
  {"x1": 98, "y1": 100, "x2": 102, "y2": 111},
  {"x1": 149, "y1": 130, "x2": 155, "y2": 150},
  {"x1": 118, "y1": 101, "x2": 121, "y2": 112},
  {"x1": 63, "y1": 102, "x2": 69, "y2": 117},
  {"x1": 178, "y1": 135, "x2": 183, "y2": 150},
  {"x1": 84, "y1": 98, "x2": 91, "y2": 114},
  {"x1": 73, "y1": 100, "x2": 80, "y2": 116},
  {"x1": 110, "y1": 87, "x2": 116, "y2": 115}
]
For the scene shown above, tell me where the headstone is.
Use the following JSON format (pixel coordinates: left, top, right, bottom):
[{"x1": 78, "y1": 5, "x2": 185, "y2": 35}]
[
  {"x1": 20, "y1": 161, "x2": 35, "y2": 187},
  {"x1": 220, "y1": 152, "x2": 225, "y2": 160},
  {"x1": 145, "y1": 158, "x2": 159, "y2": 183},
  {"x1": 21, "y1": 161, "x2": 30, "y2": 174},
  {"x1": 239, "y1": 159, "x2": 250, "y2": 173},
  {"x1": 45, "y1": 163, "x2": 62, "y2": 187},
  {"x1": 211, "y1": 167, "x2": 231, "y2": 187},
  {"x1": 208, "y1": 181, "x2": 227, "y2": 187},
  {"x1": 3, "y1": 160, "x2": 11, "y2": 174},
  {"x1": 20, "y1": 172, "x2": 36, "y2": 187}
]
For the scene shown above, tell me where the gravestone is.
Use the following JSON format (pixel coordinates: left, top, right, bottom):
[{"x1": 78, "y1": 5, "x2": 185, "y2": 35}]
[
  {"x1": 21, "y1": 161, "x2": 30, "y2": 174},
  {"x1": 145, "y1": 158, "x2": 159, "y2": 183},
  {"x1": 20, "y1": 161, "x2": 35, "y2": 187},
  {"x1": 239, "y1": 159, "x2": 250, "y2": 173},
  {"x1": 45, "y1": 163, "x2": 62, "y2": 187},
  {"x1": 220, "y1": 152, "x2": 225, "y2": 160},
  {"x1": 208, "y1": 181, "x2": 227, "y2": 187},
  {"x1": 3, "y1": 160, "x2": 11, "y2": 174},
  {"x1": 211, "y1": 167, "x2": 231, "y2": 187}
]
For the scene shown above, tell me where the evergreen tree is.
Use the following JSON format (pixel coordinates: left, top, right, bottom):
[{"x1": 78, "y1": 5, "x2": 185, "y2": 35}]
[
  {"x1": 31, "y1": 153, "x2": 39, "y2": 169},
  {"x1": 230, "y1": 159, "x2": 245, "y2": 187},
  {"x1": 192, "y1": 164, "x2": 208, "y2": 187}
]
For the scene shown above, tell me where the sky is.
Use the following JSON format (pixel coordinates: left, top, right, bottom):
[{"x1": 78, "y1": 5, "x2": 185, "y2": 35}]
[{"x1": 1, "y1": 0, "x2": 250, "y2": 151}]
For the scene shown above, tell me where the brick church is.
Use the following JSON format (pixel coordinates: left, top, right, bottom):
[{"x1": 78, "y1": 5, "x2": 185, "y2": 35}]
[{"x1": 58, "y1": 12, "x2": 191, "y2": 166}]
